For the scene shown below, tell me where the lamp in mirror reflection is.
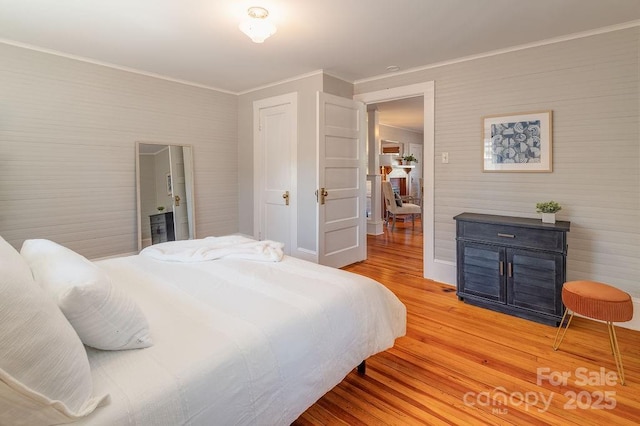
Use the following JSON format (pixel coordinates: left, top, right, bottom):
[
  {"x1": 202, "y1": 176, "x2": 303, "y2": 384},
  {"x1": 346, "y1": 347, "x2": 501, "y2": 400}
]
[{"x1": 239, "y1": 6, "x2": 277, "y2": 43}]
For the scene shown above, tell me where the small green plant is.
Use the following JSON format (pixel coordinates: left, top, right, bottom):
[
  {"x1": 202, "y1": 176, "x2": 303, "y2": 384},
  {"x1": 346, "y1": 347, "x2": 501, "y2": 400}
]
[
  {"x1": 403, "y1": 154, "x2": 418, "y2": 163},
  {"x1": 156, "y1": 206, "x2": 165, "y2": 212},
  {"x1": 536, "y1": 201, "x2": 561, "y2": 213}
]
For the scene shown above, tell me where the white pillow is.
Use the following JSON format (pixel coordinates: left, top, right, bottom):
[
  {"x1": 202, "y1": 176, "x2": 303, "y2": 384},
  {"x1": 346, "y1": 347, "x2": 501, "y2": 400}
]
[
  {"x1": 0, "y1": 236, "x2": 108, "y2": 425},
  {"x1": 21, "y1": 239, "x2": 153, "y2": 351}
]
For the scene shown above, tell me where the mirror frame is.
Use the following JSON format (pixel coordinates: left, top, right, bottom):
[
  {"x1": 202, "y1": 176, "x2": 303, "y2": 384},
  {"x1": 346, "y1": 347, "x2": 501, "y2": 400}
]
[{"x1": 135, "y1": 141, "x2": 196, "y2": 251}]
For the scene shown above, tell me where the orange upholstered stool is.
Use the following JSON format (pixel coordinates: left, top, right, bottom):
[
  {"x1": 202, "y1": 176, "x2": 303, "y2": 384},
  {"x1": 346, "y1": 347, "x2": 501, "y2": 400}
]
[{"x1": 553, "y1": 280, "x2": 633, "y2": 385}]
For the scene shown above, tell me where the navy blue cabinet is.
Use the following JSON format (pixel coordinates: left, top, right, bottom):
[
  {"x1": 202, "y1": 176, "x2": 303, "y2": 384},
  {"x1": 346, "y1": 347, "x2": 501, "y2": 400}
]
[
  {"x1": 150, "y1": 211, "x2": 175, "y2": 245},
  {"x1": 454, "y1": 213, "x2": 570, "y2": 326}
]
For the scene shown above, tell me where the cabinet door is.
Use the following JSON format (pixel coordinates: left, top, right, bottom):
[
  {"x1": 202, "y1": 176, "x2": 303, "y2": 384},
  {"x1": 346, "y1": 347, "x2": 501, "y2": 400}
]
[
  {"x1": 507, "y1": 249, "x2": 563, "y2": 315},
  {"x1": 458, "y1": 242, "x2": 506, "y2": 303}
]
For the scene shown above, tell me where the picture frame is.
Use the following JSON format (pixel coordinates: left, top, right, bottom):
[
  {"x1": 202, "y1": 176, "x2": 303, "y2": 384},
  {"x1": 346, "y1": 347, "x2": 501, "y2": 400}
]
[
  {"x1": 482, "y1": 110, "x2": 552, "y2": 172},
  {"x1": 166, "y1": 173, "x2": 172, "y2": 195}
]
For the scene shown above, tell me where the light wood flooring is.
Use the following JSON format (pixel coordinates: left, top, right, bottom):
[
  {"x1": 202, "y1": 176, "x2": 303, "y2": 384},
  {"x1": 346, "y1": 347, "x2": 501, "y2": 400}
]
[{"x1": 294, "y1": 219, "x2": 640, "y2": 425}]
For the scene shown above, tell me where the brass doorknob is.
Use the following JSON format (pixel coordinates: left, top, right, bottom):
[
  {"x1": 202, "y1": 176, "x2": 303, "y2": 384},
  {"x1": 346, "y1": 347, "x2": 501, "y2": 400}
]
[{"x1": 318, "y1": 187, "x2": 329, "y2": 205}]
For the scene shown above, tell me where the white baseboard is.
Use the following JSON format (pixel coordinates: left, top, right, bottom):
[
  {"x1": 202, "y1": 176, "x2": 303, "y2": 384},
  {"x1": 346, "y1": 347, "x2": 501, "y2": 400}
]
[
  {"x1": 294, "y1": 247, "x2": 318, "y2": 263},
  {"x1": 573, "y1": 297, "x2": 640, "y2": 332},
  {"x1": 367, "y1": 220, "x2": 385, "y2": 235},
  {"x1": 617, "y1": 297, "x2": 640, "y2": 331}
]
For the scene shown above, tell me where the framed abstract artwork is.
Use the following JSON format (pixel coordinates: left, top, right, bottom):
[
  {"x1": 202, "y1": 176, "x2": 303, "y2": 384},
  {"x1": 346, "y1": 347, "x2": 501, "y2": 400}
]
[{"x1": 482, "y1": 110, "x2": 553, "y2": 172}]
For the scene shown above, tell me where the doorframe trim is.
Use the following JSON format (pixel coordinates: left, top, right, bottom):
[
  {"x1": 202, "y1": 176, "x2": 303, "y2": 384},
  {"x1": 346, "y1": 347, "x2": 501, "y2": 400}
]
[
  {"x1": 253, "y1": 92, "x2": 300, "y2": 257},
  {"x1": 354, "y1": 82, "x2": 456, "y2": 285}
]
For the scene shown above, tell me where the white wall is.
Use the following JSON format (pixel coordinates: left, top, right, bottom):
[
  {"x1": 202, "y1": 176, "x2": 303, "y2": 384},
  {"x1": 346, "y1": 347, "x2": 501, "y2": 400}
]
[
  {"x1": 237, "y1": 72, "x2": 354, "y2": 254},
  {"x1": 4, "y1": 26, "x2": 636, "y2": 304},
  {"x1": 355, "y1": 27, "x2": 640, "y2": 298},
  {"x1": 238, "y1": 73, "x2": 323, "y2": 252},
  {"x1": 379, "y1": 124, "x2": 423, "y2": 147},
  {"x1": 0, "y1": 43, "x2": 239, "y2": 258}
]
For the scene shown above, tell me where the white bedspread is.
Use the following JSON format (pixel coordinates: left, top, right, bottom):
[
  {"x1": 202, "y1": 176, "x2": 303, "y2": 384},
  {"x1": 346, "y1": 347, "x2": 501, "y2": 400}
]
[
  {"x1": 78, "y1": 248, "x2": 406, "y2": 425},
  {"x1": 139, "y1": 235, "x2": 284, "y2": 262}
]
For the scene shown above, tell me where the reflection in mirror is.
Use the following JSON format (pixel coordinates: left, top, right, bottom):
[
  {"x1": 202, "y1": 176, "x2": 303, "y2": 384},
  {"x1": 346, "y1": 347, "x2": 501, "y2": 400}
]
[
  {"x1": 381, "y1": 139, "x2": 403, "y2": 156},
  {"x1": 380, "y1": 139, "x2": 410, "y2": 195},
  {"x1": 136, "y1": 142, "x2": 195, "y2": 251}
]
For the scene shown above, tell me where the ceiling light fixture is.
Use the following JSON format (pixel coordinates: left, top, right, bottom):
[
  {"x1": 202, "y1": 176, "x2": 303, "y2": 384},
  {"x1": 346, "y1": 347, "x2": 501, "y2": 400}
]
[{"x1": 239, "y1": 6, "x2": 277, "y2": 43}]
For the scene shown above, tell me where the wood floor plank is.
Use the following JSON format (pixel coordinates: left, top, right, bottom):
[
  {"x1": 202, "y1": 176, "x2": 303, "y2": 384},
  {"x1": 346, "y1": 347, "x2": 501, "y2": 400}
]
[{"x1": 293, "y1": 221, "x2": 640, "y2": 425}]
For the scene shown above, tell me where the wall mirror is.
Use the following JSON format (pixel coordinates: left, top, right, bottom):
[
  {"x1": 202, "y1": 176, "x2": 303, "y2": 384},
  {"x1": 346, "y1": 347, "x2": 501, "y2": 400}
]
[
  {"x1": 381, "y1": 139, "x2": 404, "y2": 156},
  {"x1": 380, "y1": 139, "x2": 410, "y2": 195},
  {"x1": 136, "y1": 142, "x2": 196, "y2": 251}
]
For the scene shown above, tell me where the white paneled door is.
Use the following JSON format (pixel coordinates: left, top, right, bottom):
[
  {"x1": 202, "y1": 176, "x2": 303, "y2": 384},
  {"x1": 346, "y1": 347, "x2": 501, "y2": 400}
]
[
  {"x1": 169, "y1": 145, "x2": 189, "y2": 241},
  {"x1": 254, "y1": 93, "x2": 297, "y2": 255},
  {"x1": 317, "y1": 92, "x2": 367, "y2": 268}
]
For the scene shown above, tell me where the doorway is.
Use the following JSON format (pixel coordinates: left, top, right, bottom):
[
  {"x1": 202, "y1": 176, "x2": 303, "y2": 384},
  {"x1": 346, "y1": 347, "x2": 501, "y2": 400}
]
[
  {"x1": 371, "y1": 96, "x2": 425, "y2": 258},
  {"x1": 355, "y1": 82, "x2": 453, "y2": 283}
]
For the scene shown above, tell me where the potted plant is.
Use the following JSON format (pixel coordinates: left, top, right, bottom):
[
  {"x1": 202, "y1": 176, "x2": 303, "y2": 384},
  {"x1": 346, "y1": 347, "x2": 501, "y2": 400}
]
[
  {"x1": 536, "y1": 201, "x2": 561, "y2": 224},
  {"x1": 402, "y1": 154, "x2": 418, "y2": 165},
  {"x1": 156, "y1": 206, "x2": 165, "y2": 213}
]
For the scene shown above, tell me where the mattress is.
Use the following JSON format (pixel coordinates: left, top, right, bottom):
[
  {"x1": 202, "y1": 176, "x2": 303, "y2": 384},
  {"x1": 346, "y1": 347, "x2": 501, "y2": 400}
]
[{"x1": 76, "y1": 252, "x2": 406, "y2": 425}]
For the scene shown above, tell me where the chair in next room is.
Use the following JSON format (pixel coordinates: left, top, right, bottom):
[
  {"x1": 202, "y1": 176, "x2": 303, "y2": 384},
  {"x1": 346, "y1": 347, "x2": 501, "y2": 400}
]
[{"x1": 381, "y1": 181, "x2": 421, "y2": 231}]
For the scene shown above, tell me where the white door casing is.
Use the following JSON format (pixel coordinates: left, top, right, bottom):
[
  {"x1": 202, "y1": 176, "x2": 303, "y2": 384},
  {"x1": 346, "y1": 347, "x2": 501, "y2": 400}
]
[
  {"x1": 354, "y1": 81, "x2": 457, "y2": 285},
  {"x1": 169, "y1": 145, "x2": 189, "y2": 241},
  {"x1": 317, "y1": 92, "x2": 367, "y2": 268},
  {"x1": 253, "y1": 93, "x2": 297, "y2": 255},
  {"x1": 408, "y1": 142, "x2": 423, "y2": 199},
  {"x1": 182, "y1": 146, "x2": 196, "y2": 239}
]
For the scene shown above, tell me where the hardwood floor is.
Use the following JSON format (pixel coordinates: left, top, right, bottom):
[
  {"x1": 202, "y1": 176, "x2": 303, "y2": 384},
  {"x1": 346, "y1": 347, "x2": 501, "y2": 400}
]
[{"x1": 294, "y1": 220, "x2": 640, "y2": 425}]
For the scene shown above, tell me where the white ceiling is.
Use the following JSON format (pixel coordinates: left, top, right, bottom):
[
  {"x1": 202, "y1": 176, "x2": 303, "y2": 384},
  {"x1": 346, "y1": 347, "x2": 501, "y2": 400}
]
[
  {"x1": 1, "y1": 1, "x2": 638, "y2": 130},
  {"x1": 374, "y1": 97, "x2": 425, "y2": 134}
]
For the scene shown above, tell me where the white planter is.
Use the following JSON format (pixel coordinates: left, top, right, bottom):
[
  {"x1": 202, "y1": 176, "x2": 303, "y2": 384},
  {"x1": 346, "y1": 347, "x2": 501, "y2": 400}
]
[{"x1": 541, "y1": 213, "x2": 556, "y2": 224}]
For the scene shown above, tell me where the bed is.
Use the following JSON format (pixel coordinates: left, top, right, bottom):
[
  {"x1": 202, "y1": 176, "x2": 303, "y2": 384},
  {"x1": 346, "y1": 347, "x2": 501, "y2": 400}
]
[{"x1": 0, "y1": 235, "x2": 406, "y2": 425}]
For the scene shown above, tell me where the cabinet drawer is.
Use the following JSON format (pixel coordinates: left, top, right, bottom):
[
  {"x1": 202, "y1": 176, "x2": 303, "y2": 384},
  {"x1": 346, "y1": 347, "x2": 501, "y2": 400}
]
[
  {"x1": 150, "y1": 214, "x2": 166, "y2": 225},
  {"x1": 459, "y1": 221, "x2": 564, "y2": 252},
  {"x1": 151, "y1": 224, "x2": 165, "y2": 235}
]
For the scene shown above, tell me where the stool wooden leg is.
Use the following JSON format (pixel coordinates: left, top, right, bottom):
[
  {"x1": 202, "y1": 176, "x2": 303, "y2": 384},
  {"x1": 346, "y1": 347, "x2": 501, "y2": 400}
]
[
  {"x1": 607, "y1": 322, "x2": 626, "y2": 385},
  {"x1": 553, "y1": 309, "x2": 574, "y2": 351}
]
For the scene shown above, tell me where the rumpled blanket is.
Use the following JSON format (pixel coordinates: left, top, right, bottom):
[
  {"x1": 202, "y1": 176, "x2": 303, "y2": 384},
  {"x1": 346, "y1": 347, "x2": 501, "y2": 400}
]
[{"x1": 139, "y1": 235, "x2": 284, "y2": 262}]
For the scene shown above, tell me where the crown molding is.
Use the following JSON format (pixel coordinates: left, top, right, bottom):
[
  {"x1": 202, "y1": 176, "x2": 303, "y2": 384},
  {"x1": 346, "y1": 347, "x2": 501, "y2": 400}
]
[
  {"x1": 355, "y1": 20, "x2": 640, "y2": 86},
  {"x1": 238, "y1": 69, "x2": 325, "y2": 95},
  {"x1": 3, "y1": 19, "x2": 637, "y2": 97},
  {"x1": 379, "y1": 122, "x2": 424, "y2": 135},
  {"x1": 0, "y1": 38, "x2": 236, "y2": 95}
]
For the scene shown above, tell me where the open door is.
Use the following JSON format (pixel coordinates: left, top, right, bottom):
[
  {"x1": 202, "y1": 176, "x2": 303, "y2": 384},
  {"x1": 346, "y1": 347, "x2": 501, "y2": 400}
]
[
  {"x1": 317, "y1": 92, "x2": 367, "y2": 268},
  {"x1": 169, "y1": 145, "x2": 189, "y2": 241}
]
